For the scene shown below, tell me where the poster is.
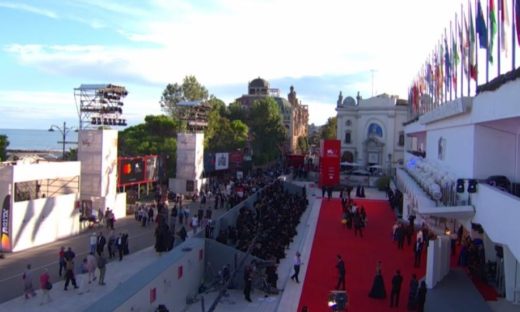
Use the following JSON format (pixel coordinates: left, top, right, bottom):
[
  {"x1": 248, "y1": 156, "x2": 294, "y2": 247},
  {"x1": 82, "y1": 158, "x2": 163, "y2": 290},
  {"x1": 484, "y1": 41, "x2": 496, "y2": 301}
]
[
  {"x1": 215, "y1": 153, "x2": 229, "y2": 170},
  {"x1": 1, "y1": 195, "x2": 11, "y2": 252},
  {"x1": 319, "y1": 140, "x2": 340, "y2": 187}
]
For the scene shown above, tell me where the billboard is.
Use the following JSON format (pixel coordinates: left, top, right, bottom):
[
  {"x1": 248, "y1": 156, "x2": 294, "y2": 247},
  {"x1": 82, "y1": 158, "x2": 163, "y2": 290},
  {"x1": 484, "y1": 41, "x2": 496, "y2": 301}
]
[
  {"x1": 319, "y1": 139, "x2": 340, "y2": 187},
  {"x1": 119, "y1": 157, "x2": 146, "y2": 186},
  {"x1": 145, "y1": 156, "x2": 159, "y2": 182},
  {"x1": 215, "y1": 153, "x2": 229, "y2": 170}
]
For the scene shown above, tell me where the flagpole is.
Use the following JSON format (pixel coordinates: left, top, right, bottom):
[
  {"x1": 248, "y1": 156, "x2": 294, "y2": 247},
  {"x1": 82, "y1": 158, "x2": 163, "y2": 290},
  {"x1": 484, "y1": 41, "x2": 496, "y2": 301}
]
[
  {"x1": 460, "y1": 7, "x2": 464, "y2": 97},
  {"x1": 486, "y1": 0, "x2": 490, "y2": 83},
  {"x1": 451, "y1": 21, "x2": 455, "y2": 101},
  {"x1": 468, "y1": 0, "x2": 472, "y2": 96},
  {"x1": 513, "y1": 0, "x2": 516, "y2": 69},
  {"x1": 475, "y1": 0, "x2": 480, "y2": 89},
  {"x1": 498, "y1": 0, "x2": 501, "y2": 75}
]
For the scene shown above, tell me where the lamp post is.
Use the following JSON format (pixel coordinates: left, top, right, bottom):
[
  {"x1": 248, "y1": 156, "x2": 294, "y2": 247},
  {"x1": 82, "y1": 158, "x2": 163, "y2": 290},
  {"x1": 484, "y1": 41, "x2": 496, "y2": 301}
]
[{"x1": 48, "y1": 121, "x2": 77, "y2": 159}]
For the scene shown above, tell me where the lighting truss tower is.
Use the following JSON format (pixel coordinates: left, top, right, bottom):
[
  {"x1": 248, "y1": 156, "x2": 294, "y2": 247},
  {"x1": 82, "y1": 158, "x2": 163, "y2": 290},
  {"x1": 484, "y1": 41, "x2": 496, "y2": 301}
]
[
  {"x1": 74, "y1": 84, "x2": 128, "y2": 130},
  {"x1": 176, "y1": 100, "x2": 211, "y2": 132}
]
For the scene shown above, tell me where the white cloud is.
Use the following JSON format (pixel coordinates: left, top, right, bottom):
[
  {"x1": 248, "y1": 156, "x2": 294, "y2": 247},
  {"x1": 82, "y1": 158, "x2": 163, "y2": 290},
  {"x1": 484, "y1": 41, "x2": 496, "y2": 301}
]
[
  {"x1": 0, "y1": 2, "x2": 58, "y2": 19},
  {"x1": 3, "y1": 0, "x2": 470, "y2": 125}
]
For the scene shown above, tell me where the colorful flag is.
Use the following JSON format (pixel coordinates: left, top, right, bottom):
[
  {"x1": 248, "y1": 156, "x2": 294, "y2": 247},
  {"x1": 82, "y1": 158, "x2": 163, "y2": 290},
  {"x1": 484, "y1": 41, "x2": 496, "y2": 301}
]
[
  {"x1": 476, "y1": 0, "x2": 488, "y2": 48},
  {"x1": 460, "y1": 13, "x2": 467, "y2": 77},
  {"x1": 499, "y1": 0, "x2": 509, "y2": 55},
  {"x1": 452, "y1": 26, "x2": 459, "y2": 87},
  {"x1": 444, "y1": 36, "x2": 451, "y2": 90},
  {"x1": 469, "y1": 1, "x2": 478, "y2": 80},
  {"x1": 488, "y1": 0, "x2": 497, "y2": 62}
]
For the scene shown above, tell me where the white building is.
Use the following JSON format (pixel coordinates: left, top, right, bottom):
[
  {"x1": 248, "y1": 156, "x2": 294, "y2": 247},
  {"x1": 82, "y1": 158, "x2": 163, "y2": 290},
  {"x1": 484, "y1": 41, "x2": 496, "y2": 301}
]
[
  {"x1": 335, "y1": 92, "x2": 408, "y2": 170},
  {"x1": 401, "y1": 72, "x2": 520, "y2": 303}
]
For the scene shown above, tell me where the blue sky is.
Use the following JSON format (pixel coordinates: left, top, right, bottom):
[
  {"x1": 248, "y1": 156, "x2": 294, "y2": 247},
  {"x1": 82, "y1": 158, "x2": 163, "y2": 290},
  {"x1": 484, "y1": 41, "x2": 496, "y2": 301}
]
[{"x1": 0, "y1": 0, "x2": 466, "y2": 129}]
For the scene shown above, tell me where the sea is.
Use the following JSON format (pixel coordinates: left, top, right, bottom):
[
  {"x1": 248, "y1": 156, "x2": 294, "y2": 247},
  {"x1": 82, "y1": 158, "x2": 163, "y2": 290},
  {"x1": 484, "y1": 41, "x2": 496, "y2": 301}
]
[{"x1": 0, "y1": 128, "x2": 79, "y2": 151}]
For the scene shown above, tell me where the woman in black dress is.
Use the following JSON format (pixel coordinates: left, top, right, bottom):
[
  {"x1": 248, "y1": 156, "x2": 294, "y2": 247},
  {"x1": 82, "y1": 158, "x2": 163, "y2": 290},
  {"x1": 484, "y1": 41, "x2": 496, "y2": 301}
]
[
  {"x1": 407, "y1": 274, "x2": 419, "y2": 310},
  {"x1": 368, "y1": 261, "x2": 387, "y2": 299}
]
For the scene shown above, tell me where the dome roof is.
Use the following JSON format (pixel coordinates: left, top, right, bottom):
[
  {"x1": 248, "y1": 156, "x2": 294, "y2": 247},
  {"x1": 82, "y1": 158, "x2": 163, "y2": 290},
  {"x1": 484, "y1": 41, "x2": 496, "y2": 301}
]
[
  {"x1": 343, "y1": 96, "x2": 356, "y2": 106},
  {"x1": 249, "y1": 77, "x2": 269, "y2": 88}
]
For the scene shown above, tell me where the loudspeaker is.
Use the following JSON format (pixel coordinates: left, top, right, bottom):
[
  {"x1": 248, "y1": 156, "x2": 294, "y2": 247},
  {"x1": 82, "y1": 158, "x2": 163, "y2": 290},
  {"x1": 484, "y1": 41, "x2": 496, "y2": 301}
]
[
  {"x1": 456, "y1": 179, "x2": 465, "y2": 193},
  {"x1": 467, "y1": 179, "x2": 477, "y2": 193}
]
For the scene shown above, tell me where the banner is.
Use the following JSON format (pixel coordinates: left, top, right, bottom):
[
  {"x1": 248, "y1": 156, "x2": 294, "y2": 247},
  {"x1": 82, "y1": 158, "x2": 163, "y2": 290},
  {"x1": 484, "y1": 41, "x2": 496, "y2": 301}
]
[
  {"x1": 118, "y1": 157, "x2": 146, "y2": 186},
  {"x1": 1, "y1": 195, "x2": 11, "y2": 252},
  {"x1": 145, "y1": 156, "x2": 159, "y2": 182},
  {"x1": 215, "y1": 153, "x2": 229, "y2": 170},
  {"x1": 319, "y1": 140, "x2": 341, "y2": 187}
]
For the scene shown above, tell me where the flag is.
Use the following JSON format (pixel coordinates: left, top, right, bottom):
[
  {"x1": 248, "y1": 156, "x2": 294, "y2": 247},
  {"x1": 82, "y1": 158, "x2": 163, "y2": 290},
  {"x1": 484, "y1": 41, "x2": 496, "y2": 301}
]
[
  {"x1": 460, "y1": 14, "x2": 467, "y2": 77},
  {"x1": 476, "y1": 0, "x2": 488, "y2": 48},
  {"x1": 452, "y1": 30, "x2": 459, "y2": 86},
  {"x1": 444, "y1": 36, "x2": 451, "y2": 90},
  {"x1": 469, "y1": 1, "x2": 478, "y2": 80},
  {"x1": 499, "y1": 0, "x2": 509, "y2": 55},
  {"x1": 488, "y1": 0, "x2": 497, "y2": 63}
]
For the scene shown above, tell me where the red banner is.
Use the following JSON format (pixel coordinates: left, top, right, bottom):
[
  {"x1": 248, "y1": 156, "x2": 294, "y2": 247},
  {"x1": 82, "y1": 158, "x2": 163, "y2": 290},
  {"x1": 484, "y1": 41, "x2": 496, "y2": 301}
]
[{"x1": 319, "y1": 139, "x2": 340, "y2": 187}]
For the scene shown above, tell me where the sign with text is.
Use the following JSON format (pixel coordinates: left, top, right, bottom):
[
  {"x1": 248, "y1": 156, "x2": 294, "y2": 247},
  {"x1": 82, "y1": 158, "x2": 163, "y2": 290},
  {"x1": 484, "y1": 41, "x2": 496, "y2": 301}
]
[
  {"x1": 319, "y1": 139, "x2": 340, "y2": 187},
  {"x1": 215, "y1": 153, "x2": 229, "y2": 170}
]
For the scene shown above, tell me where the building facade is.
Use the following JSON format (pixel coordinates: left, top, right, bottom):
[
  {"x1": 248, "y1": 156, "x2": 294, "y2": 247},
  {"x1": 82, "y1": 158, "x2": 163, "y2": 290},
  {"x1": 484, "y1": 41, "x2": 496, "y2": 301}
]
[
  {"x1": 400, "y1": 70, "x2": 520, "y2": 303},
  {"x1": 235, "y1": 77, "x2": 308, "y2": 154},
  {"x1": 335, "y1": 92, "x2": 408, "y2": 170}
]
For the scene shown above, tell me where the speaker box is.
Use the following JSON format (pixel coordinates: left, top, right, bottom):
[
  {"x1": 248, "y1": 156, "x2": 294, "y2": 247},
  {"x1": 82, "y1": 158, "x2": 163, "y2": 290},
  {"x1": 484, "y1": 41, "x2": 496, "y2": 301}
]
[{"x1": 486, "y1": 175, "x2": 511, "y2": 192}]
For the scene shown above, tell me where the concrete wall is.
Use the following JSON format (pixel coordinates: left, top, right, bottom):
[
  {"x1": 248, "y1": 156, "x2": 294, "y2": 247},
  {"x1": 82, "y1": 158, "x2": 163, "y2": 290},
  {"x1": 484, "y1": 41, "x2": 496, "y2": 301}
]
[
  {"x1": 11, "y1": 193, "x2": 79, "y2": 252},
  {"x1": 86, "y1": 238, "x2": 205, "y2": 312},
  {"x1": 474, "y1": 125, "x2": 517, "y2": 180},
  {"x1": 426, "y1": 125, "x2": 475, "y2": 178}
]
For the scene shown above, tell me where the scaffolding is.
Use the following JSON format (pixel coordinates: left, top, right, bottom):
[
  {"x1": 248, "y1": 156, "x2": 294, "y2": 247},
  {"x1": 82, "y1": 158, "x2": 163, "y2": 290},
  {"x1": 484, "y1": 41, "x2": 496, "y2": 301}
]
[{"x1": 74, "y1": 84, "x2": 128, "y2": 130}]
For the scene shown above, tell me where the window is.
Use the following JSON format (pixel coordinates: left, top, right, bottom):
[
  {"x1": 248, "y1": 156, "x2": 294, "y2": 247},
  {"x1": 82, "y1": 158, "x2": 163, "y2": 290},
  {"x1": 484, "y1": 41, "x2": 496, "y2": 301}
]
[
  {"x1": 345, "y1": 120, "x2": 351, "y2": 127},
  {"x1": 344, "y1": 131, "x2": 351, "y2": 144},
  {"x1": 398, "y1": 131, "x2": 404, "y2": 146}
]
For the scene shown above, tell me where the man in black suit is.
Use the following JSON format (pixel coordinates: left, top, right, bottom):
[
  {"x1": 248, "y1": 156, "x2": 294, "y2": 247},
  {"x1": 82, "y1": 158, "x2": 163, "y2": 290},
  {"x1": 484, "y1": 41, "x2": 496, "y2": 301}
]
[
  {"x1": 335, "y1": 255, "x2": 346, "y2": 290},
  {"x1": 390, "y1": 270, "x2": 403, "y2": 307}
]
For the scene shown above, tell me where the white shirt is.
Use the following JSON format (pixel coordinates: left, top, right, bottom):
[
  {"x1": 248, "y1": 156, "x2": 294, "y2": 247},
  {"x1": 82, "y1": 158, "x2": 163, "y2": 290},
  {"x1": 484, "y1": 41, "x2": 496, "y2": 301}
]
[{"x1": 294, "y1": 255, "x2": 302, "y2": 266}]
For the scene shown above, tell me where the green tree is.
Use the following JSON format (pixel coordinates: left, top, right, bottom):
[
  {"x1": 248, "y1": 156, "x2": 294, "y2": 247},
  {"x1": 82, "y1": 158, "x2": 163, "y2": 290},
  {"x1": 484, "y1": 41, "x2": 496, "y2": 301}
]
[
  {"x1": 208, "y1": 118, "x2": 248, "y2": 152},
  {"x1": 320, "y1": 116, "x2": 337, "y2": 140},
  {"x1": 296, "y1": 135, "x2": 309, "y2": 154},
  {"x1": 0, "y1": 135, "x2": 9, "y2": 161},
  {"x1": 118, "y1": 115, "x2": 178, "y2": 179},
  {"x1": 249, "y1": 98, "x2": 286, "y2": 165},
  {"x1": 226, "y1": 101, "x2": 248, "y2": 122},
  {"x1": 204, "y1": 96, "x2": 227, "y2": 148},
  {"x1": 159, "y1": 76, "x2": 209, "y2": 128}
]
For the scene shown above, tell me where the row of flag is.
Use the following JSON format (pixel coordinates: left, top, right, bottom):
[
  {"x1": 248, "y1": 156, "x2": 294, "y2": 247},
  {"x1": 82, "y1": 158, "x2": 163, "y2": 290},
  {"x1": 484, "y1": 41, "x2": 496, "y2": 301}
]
[{"x1": 409, "y1": 0, "x2": 520, "y2": 115}]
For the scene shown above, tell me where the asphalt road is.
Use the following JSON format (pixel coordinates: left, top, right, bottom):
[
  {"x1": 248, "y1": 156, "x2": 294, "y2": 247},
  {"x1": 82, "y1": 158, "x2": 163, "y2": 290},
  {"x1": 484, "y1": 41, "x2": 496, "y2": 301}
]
[{"x1": 0, "y1": 197, "x2": 221, "y2": 304}]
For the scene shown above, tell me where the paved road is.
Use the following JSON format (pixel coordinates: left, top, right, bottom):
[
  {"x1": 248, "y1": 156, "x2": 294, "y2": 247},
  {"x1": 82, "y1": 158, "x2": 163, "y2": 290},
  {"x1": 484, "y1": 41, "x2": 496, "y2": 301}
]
[{"x1": 0, "y1": 197, "x2": 222, "y2": 304}]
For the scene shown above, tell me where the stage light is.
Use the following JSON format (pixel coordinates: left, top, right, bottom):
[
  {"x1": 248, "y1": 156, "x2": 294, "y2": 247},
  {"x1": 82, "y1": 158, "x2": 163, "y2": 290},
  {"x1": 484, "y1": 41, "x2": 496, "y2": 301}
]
[
  {"x1": 467, "y1": 179, "x2": 477, "y2": 193},
  {"x1": 456, "y1": 179, "x2": 465, "y2": 193}
]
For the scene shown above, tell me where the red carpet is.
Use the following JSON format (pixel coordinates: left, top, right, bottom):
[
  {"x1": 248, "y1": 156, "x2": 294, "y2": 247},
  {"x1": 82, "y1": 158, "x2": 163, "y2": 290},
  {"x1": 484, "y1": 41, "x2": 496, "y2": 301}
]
[
  {"x1": 450, "y1": 246, "x2": 499, "y2": 301},
  {"x1": 297, "y1": 199, "x2": 426, "y2": 312}
]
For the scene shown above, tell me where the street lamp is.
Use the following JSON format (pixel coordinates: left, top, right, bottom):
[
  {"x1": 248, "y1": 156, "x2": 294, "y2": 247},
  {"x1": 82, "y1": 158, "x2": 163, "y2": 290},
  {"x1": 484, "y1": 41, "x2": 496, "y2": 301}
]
[{"x1": 48, "y1": 121, "x2": 77, "y2": 159}]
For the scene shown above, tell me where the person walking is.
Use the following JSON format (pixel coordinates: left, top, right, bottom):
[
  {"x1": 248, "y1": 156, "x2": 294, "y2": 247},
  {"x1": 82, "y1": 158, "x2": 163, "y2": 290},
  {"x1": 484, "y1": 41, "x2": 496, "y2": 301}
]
[
  {"x1": 58, "y1": 246, "x2": 66, "y2": 277},
  {"x1": 368, "y1": 261, "x2": 386, "y2": 299},
  {"x1": 64, "y1": 258, "x2": 78, "y2": 291},
  {"x1": 116, "y1": 233, "x2": 124, "y2": 261},
  {"x1": 290, "y1": 252, "x2": 303, "y2": 283},
  {"x1": 416, "y1": 281, "x2": 427, "y2": 312},
  {"x1": 96, "y1": 232, "x2": 106, "y2": 256},
  {"x1": 39, "y1": 268, "x2": 52, "y2": 305},
  {"x1": 407, "y1": 274, "x2": 419, "y2": 310},
  {"x1": 22, "y1": 264, "x2": 37, "y2": 299},
  {"x1": 335, "y1": 255, "x2": 346, "y2": 290},
  {"x1": 86, "y1": 252, "x2": 97, "y2": 283},
  {"x1": 89, "y1": 232, "x2": 97, "y2": 254},
  {"x1": 97, "y1": 253, "x2": 107, "y2": 286},
  {"x1": 243, "y1": 265, "x2": 253, "y2": 302},
  {"x1": 390, "y1": 270, "x2": 403, "y2": 308}
]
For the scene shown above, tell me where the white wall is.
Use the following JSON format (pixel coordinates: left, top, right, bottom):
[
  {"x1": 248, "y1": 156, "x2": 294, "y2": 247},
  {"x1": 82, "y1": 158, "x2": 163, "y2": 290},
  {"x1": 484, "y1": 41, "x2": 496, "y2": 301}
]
[
  {"x1": 472, "y1": 184, "x2": 520, "y2": 261},
  {"x1": 114, "y1": 239, "x2": 205, "y2": 312},
  {"x1": 12, "y1": 162, "x2": 81, "y2": 182},
  {"x1": 426, "y1": 125, "x2": 475, "y2": 178},
  {"x1": 474, "y1": 125, "x2": 517, "y2": 180},
  {"x1": 11, "y1": 193, "x2": 79, "y2": 252}
]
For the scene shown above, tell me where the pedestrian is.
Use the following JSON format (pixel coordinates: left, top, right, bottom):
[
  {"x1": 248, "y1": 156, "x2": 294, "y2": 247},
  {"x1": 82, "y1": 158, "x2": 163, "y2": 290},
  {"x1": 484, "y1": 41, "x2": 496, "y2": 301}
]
[
  {"x1": 89, "y1": 232, "x2": 97, "y2": 254},
  {"x1": 63, "y1": 258, "x2": 78, "y2": 291},
  {"x1": 86, "y1": 252, "x2": 97, "y2": 283},
  {"x1": 243, "y1": 265, "x2": 252, "y2": 302},
  {"x1": 390, "y1": 270, "x2": 403, "y2": 308},
  {"x1": 96, "y1": 232, "x2": 106, "y2": 256},
  {"x1": 39, "y1": 268, "x2": 52, "y2": 305},
  {"x1": 107, "y1": 231, "x2": 116, "y2": 259},
  {"x1": 335, "y1": 255, "x2": 346, "y2": 290},
  {"x1": 407, "y1": 274, "x2": 419, "y2": 310},
  {"x1": 97, "y1": 253, "x2": 107, "y2": 286},
  {"x1": 290, "y1": 252, "x2": 302, "y2": 283},
  {"x1": 22, "y1": 264, "x2": 37, "y2": 299},
  {"x1": 416, "y1": 281, "x2": 427, "y2": 312},
  {"x1": 78, "y1": 258, "x2": 90, "y2": 294},
  {"x1": 58, "y1": 246, "x2": 66, "y2": 277},
  {"x1": 116, "y1": 233, "x2": 124, "y2": 261},
  {"x1": 368, "y1": 261, "x2": 386, "y2": 299},
  {"x1": 414, "y1": 238, "x2": 424, "y2": 267},
  {"x1": 64, "y1": 246, "x2": 75, "y2": 261}
]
